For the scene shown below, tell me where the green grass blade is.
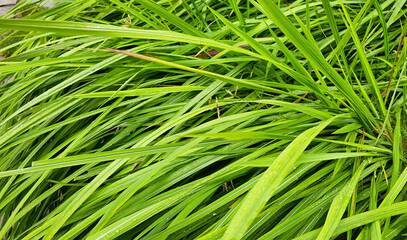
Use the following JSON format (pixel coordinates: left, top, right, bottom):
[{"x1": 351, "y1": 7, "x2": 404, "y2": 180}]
[{"x1": 221, "y1": 117, "x2": 335, "y2": 239}]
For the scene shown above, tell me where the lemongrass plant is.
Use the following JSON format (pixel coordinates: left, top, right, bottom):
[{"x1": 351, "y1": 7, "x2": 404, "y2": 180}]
[{"x1": 0, "y1": 0, "x2": 406, "y2": 239}]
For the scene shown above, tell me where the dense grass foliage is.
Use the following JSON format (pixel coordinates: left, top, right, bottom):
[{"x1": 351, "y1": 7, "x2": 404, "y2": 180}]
[{"x1": 0, "y1": 0, "x2": 406, "y2": 239}]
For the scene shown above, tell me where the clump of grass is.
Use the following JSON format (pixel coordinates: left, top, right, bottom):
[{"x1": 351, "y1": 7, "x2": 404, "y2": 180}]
[{"x1": 0, "y1": 0, "x2": 406, "y2": 239}]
